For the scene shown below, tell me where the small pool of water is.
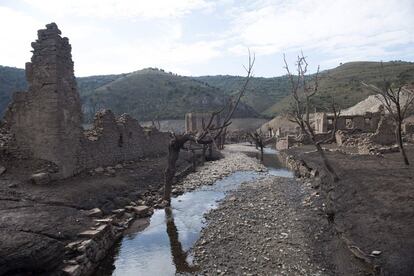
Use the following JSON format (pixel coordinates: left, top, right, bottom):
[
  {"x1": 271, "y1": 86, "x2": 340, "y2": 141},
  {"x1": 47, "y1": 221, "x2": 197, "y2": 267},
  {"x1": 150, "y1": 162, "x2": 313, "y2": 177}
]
[{"x1": 95, "y1": 171, "x2": 260, "y2": 276}]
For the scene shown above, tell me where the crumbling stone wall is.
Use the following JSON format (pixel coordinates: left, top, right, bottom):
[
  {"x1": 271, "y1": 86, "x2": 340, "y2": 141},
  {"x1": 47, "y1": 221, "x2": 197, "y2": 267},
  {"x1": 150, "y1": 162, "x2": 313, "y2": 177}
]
[
  {"x1": 80, "y1": 110, "x2": 168, "y2": 169},
  {"x1": 4, "y1": 23, "x2": 169, "y2": 178},
  {"x1": 5, "y1": 23, "x2": 82, "y2": 177},
  {"x1": 315, "y1": 111, "x2": 381, "y2": 134},
  {"x1": 185, "y1": 112, "x2": 221, "y2": 133},
  {"x1": 403, "y1": 123, "x2": 414, "y2": 135},
  {"x1": 371, "y1": 116, "x2": 395, "y2": 145}
]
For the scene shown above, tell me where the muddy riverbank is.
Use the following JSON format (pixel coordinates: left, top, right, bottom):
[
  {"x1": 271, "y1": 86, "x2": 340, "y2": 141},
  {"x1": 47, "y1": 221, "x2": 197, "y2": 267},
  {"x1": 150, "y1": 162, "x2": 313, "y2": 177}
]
[{"x1": 284, "y1": 145, "x2": 414, "y2": 276}]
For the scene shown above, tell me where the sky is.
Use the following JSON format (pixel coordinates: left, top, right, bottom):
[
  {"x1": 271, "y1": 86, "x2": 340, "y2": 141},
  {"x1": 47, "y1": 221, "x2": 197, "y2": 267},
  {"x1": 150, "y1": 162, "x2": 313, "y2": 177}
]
[{"x1": 0, "y1": 0, "x2": 413, "y2": 77}]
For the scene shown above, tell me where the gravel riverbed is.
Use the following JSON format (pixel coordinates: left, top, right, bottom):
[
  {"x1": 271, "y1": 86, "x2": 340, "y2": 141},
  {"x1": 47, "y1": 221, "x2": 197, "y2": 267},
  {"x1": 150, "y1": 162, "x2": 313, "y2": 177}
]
[
  {"x1": 174, "y1": 145, "x2": 266, "y2": 194},
  {"x1": 190, "y1": 154, "x2": 336, "y2": 275}
]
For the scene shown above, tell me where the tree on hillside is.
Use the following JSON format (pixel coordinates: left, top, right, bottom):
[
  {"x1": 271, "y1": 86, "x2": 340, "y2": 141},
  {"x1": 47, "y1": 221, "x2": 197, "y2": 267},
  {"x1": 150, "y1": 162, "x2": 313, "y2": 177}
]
[
  {"x1": 283, "y1": 52, "x2": 339, "y2": 182},
  {"x1": 362, "y1": 64, "x2": 414, "y2": 165},
  {"x1": 163, "y1": 52, "x2": 255, "y2": 205}
]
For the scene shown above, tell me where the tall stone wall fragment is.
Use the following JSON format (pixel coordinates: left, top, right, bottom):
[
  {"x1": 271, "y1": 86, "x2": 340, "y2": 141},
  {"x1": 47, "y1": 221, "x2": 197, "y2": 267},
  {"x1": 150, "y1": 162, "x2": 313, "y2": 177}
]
[
  {"x1": 5, "y1": 23, "x2": 82, "y2": 177},
  {"x1": 4, "y1": 23, "x2": 169, "y2": 178}
]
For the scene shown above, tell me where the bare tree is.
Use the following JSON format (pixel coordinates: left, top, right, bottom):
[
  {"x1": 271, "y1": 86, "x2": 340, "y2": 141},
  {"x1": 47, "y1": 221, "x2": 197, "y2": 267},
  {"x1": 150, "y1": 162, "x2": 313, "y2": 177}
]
[
  {"x1": 319, "y1": 96, "x2": 341, "y2": 144},
  {"x1": 163, "y1": 52, "x2": 255, "y2": 205},
  {"x1": 284, "y1": 52, "x2": 339, "y2": 182},
  {"x1": 249, "y1": 130, "x2": 264, "y2": 161},
  {"x1": 329, "y1": 96, "x2": 341, "y2": 142},
  {"x1": 362, "y1": 64, "x2": 414, "y2": 165}
]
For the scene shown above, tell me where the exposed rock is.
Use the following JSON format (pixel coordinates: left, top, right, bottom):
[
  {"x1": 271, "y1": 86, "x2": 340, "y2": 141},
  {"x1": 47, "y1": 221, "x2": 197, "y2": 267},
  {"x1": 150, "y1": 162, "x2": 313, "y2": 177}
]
[
  {"x1": 83, "y1": 208, "x2": 102, "y2": 218},
  {"x1": 132, "y1": 205, "x2": 152, "y2": 218},
  {"x1": 94, "y1": 167, "x2": 104, "y2": 173},
  {"x1": 78, "y1": 224, "x2": 108, "y2": 239},
  {"x1": 30, "y1": 172, "x2": 51, "y2": 185},
  {"x1": 0, "y1": 229, "x2": 64, "y2": 275},
  {"x1": 62, "y1": 264, "x2": 82, "y2": 276},
  {"x1": 106, "y1": 168, "x2": 116, "y2": 175},
  {"x1": 0, "y1": 166, "x2": 5, "y2": 176}
]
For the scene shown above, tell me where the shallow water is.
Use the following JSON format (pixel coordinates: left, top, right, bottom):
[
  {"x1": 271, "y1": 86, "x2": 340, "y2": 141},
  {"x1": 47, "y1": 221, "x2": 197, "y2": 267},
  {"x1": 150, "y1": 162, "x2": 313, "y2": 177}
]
[
  {"x1": 95, "y1": 171, "x2": 260, "y2": 276},
  {"x1": 96, "y1": 147, "x2": 292, "y2": 275},
  {"x1": 248, "y1": 147, "x2": 295, "y2": 178}
]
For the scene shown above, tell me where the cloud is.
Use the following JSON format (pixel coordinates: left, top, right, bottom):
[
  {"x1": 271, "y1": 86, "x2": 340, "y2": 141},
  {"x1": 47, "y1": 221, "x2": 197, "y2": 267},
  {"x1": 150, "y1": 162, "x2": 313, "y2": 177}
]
[
  {"x1": 1, "y1": 0, "x2": 413, "y2": 77},
  {"x1": 227, "y1": 0, "x2": 414, "y2": 59},
  {"x1": 23, "y1": 0, "x2": 215, "y2": 20},
  {"x1": 0, "y1": 7, "x2": 42, "y2": 67},
  {"x1": 74, "y1": 39, "x2": 223, "y2": 76}
]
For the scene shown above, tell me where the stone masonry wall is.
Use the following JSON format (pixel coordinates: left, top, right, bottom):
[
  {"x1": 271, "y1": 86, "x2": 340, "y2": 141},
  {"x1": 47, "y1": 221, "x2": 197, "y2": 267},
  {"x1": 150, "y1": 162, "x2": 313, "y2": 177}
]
[
  {"x1": 80, "y1": 110, "x2": 168, "y2": 169},
  {"x1": 5, "y1": 23, "x2": 169, "y2": 178},
  {"x1": 5, "y1": 23, "x2": 82, "y2": 177}
]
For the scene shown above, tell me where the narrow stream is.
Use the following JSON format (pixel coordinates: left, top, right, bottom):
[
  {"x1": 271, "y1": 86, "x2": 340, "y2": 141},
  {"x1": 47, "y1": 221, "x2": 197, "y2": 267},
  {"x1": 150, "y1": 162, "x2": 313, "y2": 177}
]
[{"x1": 95, "y1": 147, "x2": 292, "y2": 276}]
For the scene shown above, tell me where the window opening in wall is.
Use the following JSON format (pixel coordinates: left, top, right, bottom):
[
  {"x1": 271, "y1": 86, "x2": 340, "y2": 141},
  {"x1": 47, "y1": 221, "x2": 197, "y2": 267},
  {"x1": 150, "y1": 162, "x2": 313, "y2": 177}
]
[
  {"x1": 118, "y1": 134, "x2": 123, "y2": 147},
  {"x1": 346, "y1": 118, "x2": 353, "y2": 129}
]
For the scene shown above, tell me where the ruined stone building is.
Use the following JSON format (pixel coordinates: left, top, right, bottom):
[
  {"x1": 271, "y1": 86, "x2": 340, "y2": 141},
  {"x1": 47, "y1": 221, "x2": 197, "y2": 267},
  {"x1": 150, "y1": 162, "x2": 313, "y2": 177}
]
[
  {"x1": 274, "y1": 109, "x2": 398, "y2": 150},
  {"x1": 4, "y1": 23, "x2": 168, "y2": 178},
  {"x1": 313, "y1": 112, "x2": 382, "y2": 134},
  {"x1": 185, "y1": 112, "x2": 221, "y2": 133}
]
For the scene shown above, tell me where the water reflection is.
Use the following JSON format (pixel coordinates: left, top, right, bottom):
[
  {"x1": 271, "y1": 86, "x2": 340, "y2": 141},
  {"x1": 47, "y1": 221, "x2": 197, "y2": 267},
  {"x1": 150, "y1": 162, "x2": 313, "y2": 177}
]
[
  {"x1": 99, "y1": 171, "x2": 259, "y2": 276},
  {"x1": 165, "y1": 207, "x2": 198, "y2": 273}
]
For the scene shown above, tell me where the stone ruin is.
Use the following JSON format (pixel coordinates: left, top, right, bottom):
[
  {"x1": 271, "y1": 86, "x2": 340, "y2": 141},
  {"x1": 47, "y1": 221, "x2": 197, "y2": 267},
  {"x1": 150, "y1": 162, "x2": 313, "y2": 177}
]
[
  {"x1": 185, "y1": 112, "x2": 221, "y2": 133},
  {"x1": 313, "y1": 111, "x2": 382, "y2": 134},
  {"x1": 3, "y1": 23, "x2": 168, "y2": 178},
  {"x1": 275, "y1": 110, "x2": 398, "y2": 151}
]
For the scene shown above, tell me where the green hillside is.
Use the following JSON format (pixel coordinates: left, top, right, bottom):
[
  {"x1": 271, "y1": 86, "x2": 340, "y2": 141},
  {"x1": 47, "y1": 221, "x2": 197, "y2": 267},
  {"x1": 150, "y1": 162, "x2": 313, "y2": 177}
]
[
  {"x1": 0, "y1": 66, "x2": 27, "y2": 116},
  {"x1": 194, "y1": 75, "x2": 290, "y2": 115},
  {"x1": 1, "y1": 61, "x2": 413, "y2": 122},
  {"x1": 264, "y1": 61, "x2": 414, "y2": 116},
  {"x1": 80, "y1": 68, "x2": 259, "y2": 121}
]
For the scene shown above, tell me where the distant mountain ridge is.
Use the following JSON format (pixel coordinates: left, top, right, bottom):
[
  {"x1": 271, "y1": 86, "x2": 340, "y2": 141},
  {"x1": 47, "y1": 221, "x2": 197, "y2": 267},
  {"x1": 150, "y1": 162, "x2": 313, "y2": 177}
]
[{"x1": 1, "y1": 61, "x2": 414, "y2": 121}]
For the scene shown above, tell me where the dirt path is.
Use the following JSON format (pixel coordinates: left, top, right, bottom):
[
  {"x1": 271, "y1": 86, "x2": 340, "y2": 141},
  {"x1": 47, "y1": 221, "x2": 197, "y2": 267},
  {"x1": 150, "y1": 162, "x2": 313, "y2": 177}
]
[{"x1": 192, "y1": 172, "x2": 336, "y2": 275}]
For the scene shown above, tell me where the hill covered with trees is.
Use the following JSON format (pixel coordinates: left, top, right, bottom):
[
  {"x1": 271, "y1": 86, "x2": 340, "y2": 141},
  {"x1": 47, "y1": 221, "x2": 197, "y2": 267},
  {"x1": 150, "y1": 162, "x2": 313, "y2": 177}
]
[{"x1": 1, "y1": 61, "x2": 413, "y2": 121}]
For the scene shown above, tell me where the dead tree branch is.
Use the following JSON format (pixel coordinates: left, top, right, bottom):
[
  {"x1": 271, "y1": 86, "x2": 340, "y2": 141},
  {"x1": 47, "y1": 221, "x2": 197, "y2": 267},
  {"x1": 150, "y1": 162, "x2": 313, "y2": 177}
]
[
  {"x1": 284, "y1": 52, "x2": 339, "y2": 182},
  {"x1": 362, "y1": 63, "x2": 414, "y2": 165},
  {"x1": 163, "y1": 51, "x2": 255, "y2": 204}
]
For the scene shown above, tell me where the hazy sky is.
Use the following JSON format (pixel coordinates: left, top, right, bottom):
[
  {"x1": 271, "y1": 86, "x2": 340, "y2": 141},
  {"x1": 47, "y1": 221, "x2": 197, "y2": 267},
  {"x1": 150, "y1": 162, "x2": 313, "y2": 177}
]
[{"x1": 1, "y1": 0, "x2": 413, "y2": 77}]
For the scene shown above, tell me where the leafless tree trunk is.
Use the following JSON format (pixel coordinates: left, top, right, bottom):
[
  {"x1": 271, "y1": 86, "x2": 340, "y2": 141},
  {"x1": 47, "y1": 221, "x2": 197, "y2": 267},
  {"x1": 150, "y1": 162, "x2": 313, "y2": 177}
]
[
  {"x1": 163, "y1": 52, "x2": 255, "y2": 205},
  {"x1": 362, "y1": 66, "x2": 414, "y2": 165},
  {"x1": 284, "y1": 52, "x2": 339, "y2": 182},
  {"x1": 329, "y1": 97, "x2": 341, "y2": 142},
  {"x1": 249, "y1": 131, "x2": 264, "y2": 161}
]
